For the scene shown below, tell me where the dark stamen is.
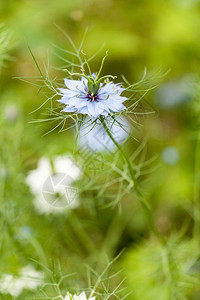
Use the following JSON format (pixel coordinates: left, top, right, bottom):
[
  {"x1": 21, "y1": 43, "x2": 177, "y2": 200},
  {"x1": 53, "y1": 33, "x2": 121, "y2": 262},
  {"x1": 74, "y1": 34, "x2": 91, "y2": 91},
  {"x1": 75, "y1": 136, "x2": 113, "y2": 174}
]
[{"x1": 87, "y1": 92, "x2": 99, "y2": 102}]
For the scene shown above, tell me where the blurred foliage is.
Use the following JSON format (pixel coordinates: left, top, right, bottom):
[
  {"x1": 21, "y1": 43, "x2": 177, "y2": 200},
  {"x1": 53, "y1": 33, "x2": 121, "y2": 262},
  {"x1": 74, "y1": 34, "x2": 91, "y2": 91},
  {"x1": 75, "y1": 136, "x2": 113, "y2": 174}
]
[
  {"x1": 1, "y1": 0, "x2": 200, "y2": 299},
  {"x1": 122, "y1": 236, "x2": 200, "y2": 300}
]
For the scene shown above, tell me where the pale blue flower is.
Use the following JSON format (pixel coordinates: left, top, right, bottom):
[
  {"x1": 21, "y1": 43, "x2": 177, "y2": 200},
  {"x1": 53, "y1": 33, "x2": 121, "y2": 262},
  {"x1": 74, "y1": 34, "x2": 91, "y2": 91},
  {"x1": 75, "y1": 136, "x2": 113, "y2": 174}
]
[
  {"x1": 58, "y1": 76, "x2": 127, "y2": 119},
  {"x1": 161, "y1": 146, "x2": 180, "y2": 165},
  {"x1": 155, "y1": 75, "x2": 195, "y2": 109},
  {"x1": 79, "y1": 116, "x2": 130, "y2": 152}
]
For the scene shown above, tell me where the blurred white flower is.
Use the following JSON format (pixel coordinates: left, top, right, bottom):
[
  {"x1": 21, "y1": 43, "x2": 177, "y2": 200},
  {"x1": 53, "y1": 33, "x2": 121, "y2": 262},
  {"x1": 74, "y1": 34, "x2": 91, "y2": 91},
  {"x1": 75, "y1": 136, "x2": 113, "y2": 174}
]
[
  {"x1": 26, "y1": 157, "x2": 51, "y2": 195},
  {"x1": 154, "y1": 75, "x2": 195, "y2": 109},
  {"x1": 19, "y1": 265, "x2": 44, "y2": 290},
  {"x1": 0, "y1": 265, "x2": 43, "y2": 297},
  {"x1": 4, "y1": 103, "x2": 20, "y2": 122},
  {"x1": 161, "y1": 146, "x2": 180, "y2": 165},
  {"x1": 0, "y1": 274, "x2": 23, "y2": 297},
  {"x1": 26, "y1": 156, "x2": 82, "y2": 215},
  {"x1": 64, "y1": 291, "x2": 95, "y2": 300},
  {"x1": 79, "y1": 116, "x2": 130, "y2": 152},
  {"x1": 0, "y1": 165, "x2": 8, "y2": 179}
]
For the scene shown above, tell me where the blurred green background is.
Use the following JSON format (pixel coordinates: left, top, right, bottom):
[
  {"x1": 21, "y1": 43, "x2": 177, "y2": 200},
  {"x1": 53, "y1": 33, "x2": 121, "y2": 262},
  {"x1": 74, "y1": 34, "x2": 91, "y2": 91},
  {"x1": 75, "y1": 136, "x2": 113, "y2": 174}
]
[{"x1": 1, "y1": 0, "x2": 200, "y2": 299}]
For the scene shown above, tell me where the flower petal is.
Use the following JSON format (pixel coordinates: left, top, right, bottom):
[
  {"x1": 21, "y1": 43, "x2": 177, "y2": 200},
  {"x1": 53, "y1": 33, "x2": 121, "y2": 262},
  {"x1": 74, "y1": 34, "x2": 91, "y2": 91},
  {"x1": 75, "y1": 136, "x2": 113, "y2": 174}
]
[
  {"x1": 107, "y1": 102, "x2": 126, "y2": 112},
  {"x1": 87, "y1": 102, "x2": 103, "y2": 118},
  {"x1": 64, "y1": 79, "x2": 86, "y2": 93},
  {"x1": 58, "y1": 88, "x2": 79, "y2": 98},
  {"x1": 62, "y1": 106, "x2": 77, "y2": 113},
  {"x1": 57, "y1": 97, "x2": 70, "y2": 105},
  {"x1": 68, "y1": 97, "x2": 88, "y2": 108},
  {"x1": 98, "y1": 82, "x2": 124, "y2": 96}
]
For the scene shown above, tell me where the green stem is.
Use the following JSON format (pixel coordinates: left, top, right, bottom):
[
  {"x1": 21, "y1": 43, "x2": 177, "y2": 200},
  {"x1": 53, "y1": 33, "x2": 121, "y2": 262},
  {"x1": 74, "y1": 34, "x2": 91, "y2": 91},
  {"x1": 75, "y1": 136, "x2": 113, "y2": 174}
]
[
  {"x1": 68, "y1": 210, "x2": 97, "y2": 254},
  {"x1": 193, "y1": 131, "x2": 200, "y2": 240},
  {"x1": 96, "y1": 51, "x2": 108, "y2": 81},
  {"x1": 100, "y1": 116, "x2": 164, "y2": 243}
]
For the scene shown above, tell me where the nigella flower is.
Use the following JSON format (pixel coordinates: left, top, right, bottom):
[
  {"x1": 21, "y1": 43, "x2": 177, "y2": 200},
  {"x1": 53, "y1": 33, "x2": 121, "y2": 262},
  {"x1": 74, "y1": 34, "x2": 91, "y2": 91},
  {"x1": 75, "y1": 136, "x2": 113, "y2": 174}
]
[
  {"x1": 79, "y1": 116, "x2": 130, "y2": 152},
  {"x1": 57, "y1": 55, "x2": 127, "y2": 119},
  {"x1": 64, "y1": 291, "x2": 95, "y2": 300},
  {"x1": 0, "y1": 265, "x2": 43, "y2": 297},
  {"x1": 26, "y1": 155, "x2": 81, "y2": 215},
  {"x1": 58, "y1": 77, "x2": 127, "y2": 119}
]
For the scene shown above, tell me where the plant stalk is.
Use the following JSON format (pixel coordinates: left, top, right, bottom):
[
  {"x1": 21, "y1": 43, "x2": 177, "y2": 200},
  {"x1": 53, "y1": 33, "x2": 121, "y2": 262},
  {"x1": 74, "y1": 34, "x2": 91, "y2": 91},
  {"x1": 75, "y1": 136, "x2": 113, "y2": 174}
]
[
  {"x1": 100, "y1": 116, "x2": 164, "y2": 243},
  {"x1": 193, "y1": 131, "x2": 200, "y2": 240}
]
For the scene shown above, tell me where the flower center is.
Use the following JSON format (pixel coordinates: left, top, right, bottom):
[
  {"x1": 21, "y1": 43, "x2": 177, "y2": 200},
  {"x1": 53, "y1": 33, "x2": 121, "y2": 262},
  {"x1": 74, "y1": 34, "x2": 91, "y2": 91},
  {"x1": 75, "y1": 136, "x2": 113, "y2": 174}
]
[{"x1": 87, "y1": 92, "x2": 98, "y2": 102}]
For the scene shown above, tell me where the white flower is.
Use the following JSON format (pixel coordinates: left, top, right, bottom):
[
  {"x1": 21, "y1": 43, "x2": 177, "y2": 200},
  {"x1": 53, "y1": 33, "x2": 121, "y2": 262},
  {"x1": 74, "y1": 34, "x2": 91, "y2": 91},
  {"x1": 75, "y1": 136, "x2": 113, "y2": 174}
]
[
  {"x1": 0, "y1": 265, "x2": 43, "y2": 297},
  {"x1": 4, "y1": 103, "x2": 20, "y2": 122},
  {"x1": 64, "y1": 291, "x2": 95, "y2": 300},
  {"x1": 26, "y1": 155, "x2": 82, "y2": 215},
  {"x1": 0, "y1": 274, "x2": 24, "y2": 297},
  {"x1": 26, "y1": 157, "x2": 52, "y2": 195},
  {"x1": 19, "y1": 265, "x2": 44, "y2": 290}
]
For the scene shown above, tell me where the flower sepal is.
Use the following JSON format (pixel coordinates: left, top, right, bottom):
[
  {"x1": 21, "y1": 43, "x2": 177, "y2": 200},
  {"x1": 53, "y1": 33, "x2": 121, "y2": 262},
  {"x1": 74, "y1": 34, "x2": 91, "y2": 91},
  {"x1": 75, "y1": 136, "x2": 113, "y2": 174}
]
[{"x1": 87, "y1": 77, "x2": 100, "y2": 96}]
